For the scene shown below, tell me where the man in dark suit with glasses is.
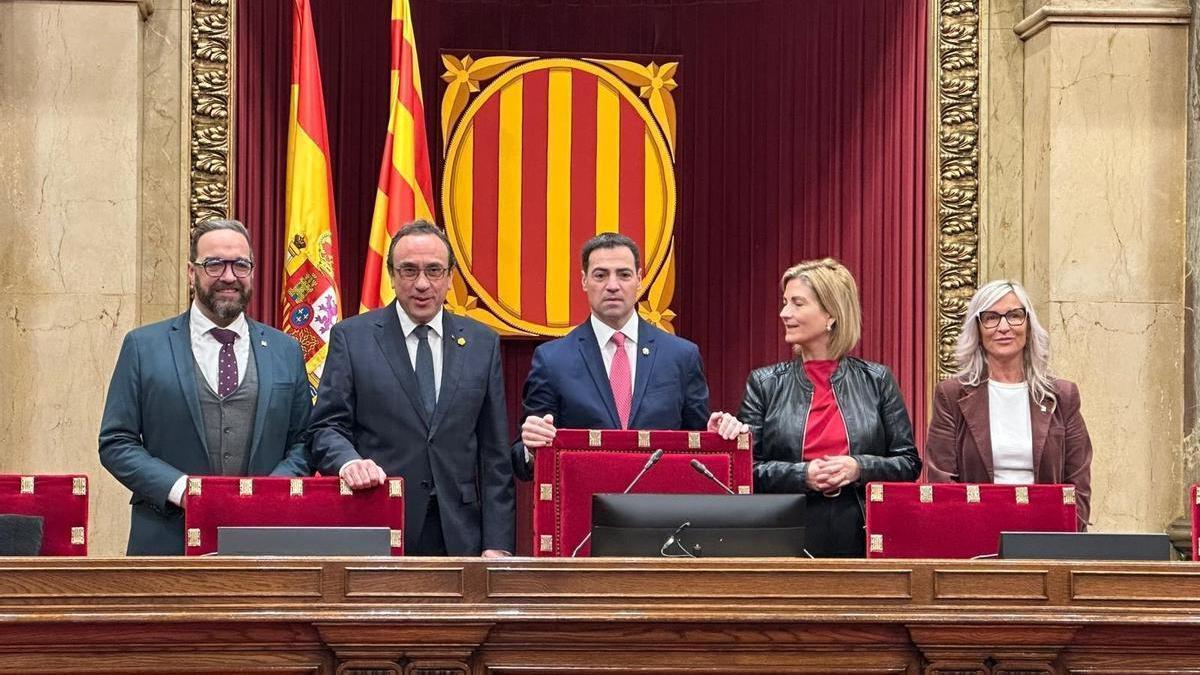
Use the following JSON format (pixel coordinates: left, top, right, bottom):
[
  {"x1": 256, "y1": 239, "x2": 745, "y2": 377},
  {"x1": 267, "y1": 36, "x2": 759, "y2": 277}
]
[
  {"x1": 99, "y1": 219, "x2": 312, "y2": 555},
  {"x1": 309, "y1": 220, "x2": 514, "y2": 557}
]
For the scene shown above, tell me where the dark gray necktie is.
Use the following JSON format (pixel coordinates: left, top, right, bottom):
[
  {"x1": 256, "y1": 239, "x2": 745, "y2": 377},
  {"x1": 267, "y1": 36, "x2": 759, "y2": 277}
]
[{"x1": 413, "y1": 324, "x2": 436, "y2": 416}]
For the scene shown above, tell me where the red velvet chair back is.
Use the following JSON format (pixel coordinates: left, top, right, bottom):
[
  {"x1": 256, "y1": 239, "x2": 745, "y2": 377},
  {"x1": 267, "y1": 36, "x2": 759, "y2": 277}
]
[
  {"x1": 865, "y1": 482, "x2": 1078, "y2": 559},
  {"x1": 1191, "y1": 484, "x2": 1198, "y2": 561},
  {"x1": 0, "y1": 474, "x2": 88, "y2": 556},
  {"x1": 532, "y1": 430, "x2": 753, "y2": 556},
  {"x1": 182, "y1": 476, "x2": 405, "y2": 555}
]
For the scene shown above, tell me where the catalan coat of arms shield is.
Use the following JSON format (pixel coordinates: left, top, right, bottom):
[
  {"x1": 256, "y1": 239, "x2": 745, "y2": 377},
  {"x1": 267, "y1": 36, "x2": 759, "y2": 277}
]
[{"x1": 440, "y1": 55, "x2": 679, "y2": 336}]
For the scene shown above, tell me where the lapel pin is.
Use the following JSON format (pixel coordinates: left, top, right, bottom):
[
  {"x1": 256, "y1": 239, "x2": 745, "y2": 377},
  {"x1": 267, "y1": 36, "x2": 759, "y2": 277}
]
[
  {"x1": 260, "y1": 340, "x2": 267, "y2": 347},
  {"x1": 641, "y1": 347, "x2": 649, "y2": 355},
  {"x1": 456, "y1": 336, "x2": 467, "y2": 346}
]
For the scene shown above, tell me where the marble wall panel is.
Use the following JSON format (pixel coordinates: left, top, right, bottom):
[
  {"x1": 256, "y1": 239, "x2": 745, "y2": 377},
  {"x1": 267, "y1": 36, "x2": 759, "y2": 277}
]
[
  {"x1": 1017, "y1": 6, "x2": 1188, "y2": 533},
  {"x1": 1046, "y1": 25, "x2": 1187, "y2": 304},
  {"x1": 1021, "y1": 31, "x2": 1052, "y2": 314},
  {"x1": 982, "y1": 0, "x2": 1027, "y2": 282},
  {"x1": 0, "y1": 1, "x2": 140, "y2": 298},
  {"x1": 1026, "y1": 0, "x2": 1189, "y2": 12},
  {"x1": 0, "y1": 0, "x2": 144, "y2": 556},
  {"x1": 0, "y1": 293, "x2": 135, "y2": 554},
  {"x1": 141, "y1": 302, "x2": 183, "y2": 325},
  {"x1": 1049, "y1": 300, "x2": 1184, "y2": 531},
  {"x1": 140, "y1": 1, "x2": 187, "y2": 313}
]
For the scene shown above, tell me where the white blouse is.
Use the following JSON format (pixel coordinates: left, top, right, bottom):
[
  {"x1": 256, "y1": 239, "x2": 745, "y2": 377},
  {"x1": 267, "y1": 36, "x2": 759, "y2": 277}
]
[{"x1": 988, "y1": 380, "x2": 1035, "y2": 484}]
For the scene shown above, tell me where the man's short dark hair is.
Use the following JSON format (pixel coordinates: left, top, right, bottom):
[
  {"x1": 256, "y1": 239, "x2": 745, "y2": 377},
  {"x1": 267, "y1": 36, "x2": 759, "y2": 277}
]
[
  {"x1": 581, "y1": 232, "x2": 640, "y2": 272},
  {"x1": 190, "y1": 219, "x2": 252, "y2": 261},
  {"x1": 386, "y1": 219, "x2": 457, "y2": 272}
]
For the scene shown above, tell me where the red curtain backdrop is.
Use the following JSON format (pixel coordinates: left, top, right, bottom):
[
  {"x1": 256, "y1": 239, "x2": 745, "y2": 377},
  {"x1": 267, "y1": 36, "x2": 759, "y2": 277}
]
[{"x1": 236, "y1": 0, "x2": 928, "y2": 549}]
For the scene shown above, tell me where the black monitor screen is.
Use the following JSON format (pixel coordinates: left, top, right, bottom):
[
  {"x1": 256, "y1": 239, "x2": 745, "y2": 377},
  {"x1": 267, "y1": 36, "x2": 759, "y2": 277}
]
[
  {"x1": 998, "y1": 531, "x2": 1176, "y2": 561},
  {"x1": 589, "y1": 493, "x2": 806, "y2": 558}
]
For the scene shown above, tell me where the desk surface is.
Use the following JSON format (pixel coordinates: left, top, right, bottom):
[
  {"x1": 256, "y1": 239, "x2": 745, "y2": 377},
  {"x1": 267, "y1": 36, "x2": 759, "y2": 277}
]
[{"x1": 0, "y1": 557, "x2": 1198, "y2": 674}]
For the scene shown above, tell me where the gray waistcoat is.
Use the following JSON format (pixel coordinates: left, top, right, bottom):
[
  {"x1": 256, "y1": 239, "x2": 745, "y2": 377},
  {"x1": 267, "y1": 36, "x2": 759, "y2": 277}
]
[{"x1": 194, "y1": 345, "x2": 259, "y2": 475}]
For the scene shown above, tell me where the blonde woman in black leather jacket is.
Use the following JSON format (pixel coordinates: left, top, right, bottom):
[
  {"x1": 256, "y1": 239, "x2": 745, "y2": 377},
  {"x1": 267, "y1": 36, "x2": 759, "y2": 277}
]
[{"x1": 736, "y1": 259, "x2": 920, "y2": 557}]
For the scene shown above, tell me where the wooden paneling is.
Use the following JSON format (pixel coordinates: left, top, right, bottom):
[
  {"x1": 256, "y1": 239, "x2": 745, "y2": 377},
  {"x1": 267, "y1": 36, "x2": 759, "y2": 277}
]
[
  {"x1": 933, "y1": 570, "x2": 1049, "y2": 600},
  {"x1": 0, "y1": 558, "x2": 1199, "y2": 674},
  {"x1": 0, "y1": 565, "x2": 323, "y2": 603},
  {"x1": 343, "y1": 566, "x2": 466, "y2": 600},
  {"x1": 485, "y1": 565, "x2": 914, "y2": 601}
]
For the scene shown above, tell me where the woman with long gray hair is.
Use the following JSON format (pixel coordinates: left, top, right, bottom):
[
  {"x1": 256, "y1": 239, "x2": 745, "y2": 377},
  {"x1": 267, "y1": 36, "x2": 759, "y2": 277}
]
[{"x1": 925, "y1": 280, "x2": 1093, "y2": 528}]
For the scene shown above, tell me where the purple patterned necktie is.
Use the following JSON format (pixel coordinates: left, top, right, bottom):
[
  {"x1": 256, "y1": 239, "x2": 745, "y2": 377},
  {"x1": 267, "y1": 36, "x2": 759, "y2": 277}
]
[{"x1": 210, "y1": 327, "x2": 239, "y2": 397}]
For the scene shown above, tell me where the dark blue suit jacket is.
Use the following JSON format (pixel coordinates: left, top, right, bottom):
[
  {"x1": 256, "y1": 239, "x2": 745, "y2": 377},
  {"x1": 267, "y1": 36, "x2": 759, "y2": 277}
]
[
  {"x1": 308, "y1": 305, "x2": 514, "y2": 555},
  {"x1": 98, "y1": 312, "x2": 313, "y2": 555},
  {"x1": 512, "y1": 318, "x2": 711, "y2": 480}
]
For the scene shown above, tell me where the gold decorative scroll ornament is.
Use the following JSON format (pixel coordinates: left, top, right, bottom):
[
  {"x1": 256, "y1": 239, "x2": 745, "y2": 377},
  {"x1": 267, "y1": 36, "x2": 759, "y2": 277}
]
[{"x1": 932, "y1": 0, "x2": 983, "y2": 381}]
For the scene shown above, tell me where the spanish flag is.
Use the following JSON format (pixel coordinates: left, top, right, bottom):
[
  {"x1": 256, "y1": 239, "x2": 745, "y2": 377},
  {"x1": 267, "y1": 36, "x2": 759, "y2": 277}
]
[
  {"x1": 359, "y1": 0, "x2": 435, "y2": 312},
  {"x1": 281, "y1": 0, "x2": 342, "y2": 396}
]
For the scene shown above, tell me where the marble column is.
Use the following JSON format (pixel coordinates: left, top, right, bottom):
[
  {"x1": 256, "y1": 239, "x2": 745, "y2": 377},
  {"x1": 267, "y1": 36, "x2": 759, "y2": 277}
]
[
  {"x1": 1183, "y1": 0, "x2": 1200, "y2": 506},
  {"x1": 0, "y1": 0, "x2": 185, "y2": 556},
  {"x1": 1017, "y1": 0, "x2": 1190, "y2": 532},
  {"x1": 140, "y1": 0, "x2": 188, "y2": 327},
  {"x1": 981, "y1": 0, "x2": 1028, "y2": 281}
]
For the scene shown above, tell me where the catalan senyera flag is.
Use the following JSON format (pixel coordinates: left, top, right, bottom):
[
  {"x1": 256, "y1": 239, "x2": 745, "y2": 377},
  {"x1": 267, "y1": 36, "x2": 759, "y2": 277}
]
[
  {"x1": 281, "y1": 0, "x2": 342, "y2": 396},
  {"x1": 360, "y1": 0, "x2": 435, "y2": 313}
]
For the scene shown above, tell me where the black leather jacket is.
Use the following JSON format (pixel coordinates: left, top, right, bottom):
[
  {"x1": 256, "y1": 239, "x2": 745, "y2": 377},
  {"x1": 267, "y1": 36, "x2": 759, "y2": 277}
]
[{"x1": 738, "y1": 357, "x2": 921, "y2": 494}]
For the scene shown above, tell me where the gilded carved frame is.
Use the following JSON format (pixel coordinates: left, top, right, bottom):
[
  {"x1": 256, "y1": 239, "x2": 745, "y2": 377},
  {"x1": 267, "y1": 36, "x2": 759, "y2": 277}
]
[
  {"x1": 187, "y1": 0, "x2": 980, "y2": 382},
  {"x1": 188, "y1": 0, "x2": 232, "y2": 228}
]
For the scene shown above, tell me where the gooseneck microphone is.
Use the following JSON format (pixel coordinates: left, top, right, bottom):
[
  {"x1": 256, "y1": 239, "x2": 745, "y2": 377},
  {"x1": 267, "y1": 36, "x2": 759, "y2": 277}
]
[
  {"x1": 623, "y1": 449, "x2": 666, "y2": 493},
  {"x1": 570, "y1": 448, "x2": 666, "y2": 557},
  {"x1": 689, "y1": 458, "x2": 736, "y2": 495}
]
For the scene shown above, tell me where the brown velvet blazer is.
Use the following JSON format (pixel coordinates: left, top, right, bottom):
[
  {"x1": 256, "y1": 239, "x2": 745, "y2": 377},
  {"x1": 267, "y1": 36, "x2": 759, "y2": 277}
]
[{"x1": 925, "y1": 377, "x2": 1093, "y2": 529}]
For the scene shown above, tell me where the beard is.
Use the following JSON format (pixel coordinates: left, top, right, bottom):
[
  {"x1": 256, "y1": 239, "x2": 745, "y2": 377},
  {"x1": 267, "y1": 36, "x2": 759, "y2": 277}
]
[{"x1": 194, "y1": 277, "x2": 252, "y2": 323}]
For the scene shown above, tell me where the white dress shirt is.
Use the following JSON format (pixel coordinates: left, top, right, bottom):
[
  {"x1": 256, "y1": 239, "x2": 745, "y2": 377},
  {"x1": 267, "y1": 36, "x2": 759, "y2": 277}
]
[
  {"x1": 520, "y1": 313, "x2": 640, "y2": 467},
  {"x1": 988, "y1": 380, "x2": 1035, "y2": 484},
  {"x1": 171, "y1": 303, "x2": 252, "y2": 507},
  {"x1": 189, "y1": 301, "x2": 250, "y2": 392},
  {"x1": 396, "y1": 305, "x2": 444, "y2": 398},
  {"x1": 590, "y1": 313, "x2": 638, "y2": 385},
  {"x1": 338, "y1": 307, "x2": 445, "y2": 478}
]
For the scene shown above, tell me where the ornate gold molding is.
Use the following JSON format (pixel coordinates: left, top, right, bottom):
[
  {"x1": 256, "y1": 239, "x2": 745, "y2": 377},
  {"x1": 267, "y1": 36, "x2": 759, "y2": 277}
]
[
  {"x1": 932, "y1": 0, "x2": 981, "y2": 381},
  {"x1": 188, "y1": 0, "x2": 232, "y2": 229}
]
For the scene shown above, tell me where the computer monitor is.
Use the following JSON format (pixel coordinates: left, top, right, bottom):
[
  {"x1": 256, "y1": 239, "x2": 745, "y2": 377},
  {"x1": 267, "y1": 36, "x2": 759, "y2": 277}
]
[
  {"x1": 589, "y1": 493, "x2": 806, "y2": 558},
  {"x1": 0, "y1": 514, "x2": 43, "y2": 556},
  {"x1": 998, "y1": 531, "x2": 1176, "y2": 561}
]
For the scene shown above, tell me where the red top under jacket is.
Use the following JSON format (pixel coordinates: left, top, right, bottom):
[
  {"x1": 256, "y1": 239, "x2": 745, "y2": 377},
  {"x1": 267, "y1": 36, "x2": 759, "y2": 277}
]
[{"x1": 801, "y1": 359, "x2": 850, "y2": 461}]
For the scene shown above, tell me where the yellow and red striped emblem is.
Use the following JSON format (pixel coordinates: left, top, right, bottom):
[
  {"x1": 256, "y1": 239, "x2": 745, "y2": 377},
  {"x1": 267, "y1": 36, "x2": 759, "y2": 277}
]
[{"x1": 441, "y1": 56, "x2": 679, "y2": 336}]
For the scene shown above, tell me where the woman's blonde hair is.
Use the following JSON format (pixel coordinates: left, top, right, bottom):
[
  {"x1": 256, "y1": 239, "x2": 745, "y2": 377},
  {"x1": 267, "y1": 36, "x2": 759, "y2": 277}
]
[
  {"x1": 954, "y1": 279, "x2": 1056, "y2": 407},
  {"x1": 780, "y1": 258, "x2": 862, "y2": 360}
]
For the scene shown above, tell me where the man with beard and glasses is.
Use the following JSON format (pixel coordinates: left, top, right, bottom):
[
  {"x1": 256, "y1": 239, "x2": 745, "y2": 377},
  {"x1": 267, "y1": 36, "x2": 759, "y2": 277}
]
[{"x1": 99, "y1": 219, "x2": 312, "y2": 555}]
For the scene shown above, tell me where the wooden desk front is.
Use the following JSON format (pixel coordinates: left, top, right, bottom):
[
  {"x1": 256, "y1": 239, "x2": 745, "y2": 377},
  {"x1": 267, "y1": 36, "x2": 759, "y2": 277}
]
[{"x1": 0, "y1": 557, "x2": 1198, "y2": 674}]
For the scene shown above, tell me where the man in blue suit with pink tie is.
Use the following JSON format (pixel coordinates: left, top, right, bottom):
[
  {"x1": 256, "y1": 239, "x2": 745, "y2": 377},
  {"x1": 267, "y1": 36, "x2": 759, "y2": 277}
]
[{"x1": 513, "y1": 233, "x2": 744, "y2": 480}]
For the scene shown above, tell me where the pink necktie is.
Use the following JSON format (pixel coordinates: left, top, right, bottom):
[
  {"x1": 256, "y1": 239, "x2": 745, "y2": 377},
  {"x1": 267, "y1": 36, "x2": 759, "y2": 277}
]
[{"x1": 610, "y1": 332, "x2": 632, "y2": 429}]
